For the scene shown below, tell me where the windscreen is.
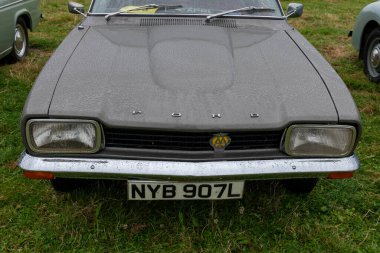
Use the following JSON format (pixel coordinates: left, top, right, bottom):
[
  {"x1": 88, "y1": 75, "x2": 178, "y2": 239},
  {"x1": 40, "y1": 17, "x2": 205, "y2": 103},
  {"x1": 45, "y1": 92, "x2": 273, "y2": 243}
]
[{"x1": 91, "y1": 0, "x2": 283, "y2": 17}]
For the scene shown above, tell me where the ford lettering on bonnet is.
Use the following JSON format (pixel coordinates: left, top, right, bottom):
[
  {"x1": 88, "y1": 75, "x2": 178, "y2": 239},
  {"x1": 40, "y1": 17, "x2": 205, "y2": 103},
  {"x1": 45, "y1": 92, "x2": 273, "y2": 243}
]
[{"x1": 18, "y1": 0, "x2": 361, "y2": 199}]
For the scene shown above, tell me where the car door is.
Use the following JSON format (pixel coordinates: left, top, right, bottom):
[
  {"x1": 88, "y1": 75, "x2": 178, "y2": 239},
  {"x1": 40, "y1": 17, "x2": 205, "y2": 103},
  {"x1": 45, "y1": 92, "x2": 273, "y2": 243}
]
[{"x1": 0, "y1": 0, "x2": 18, "y2": 57}]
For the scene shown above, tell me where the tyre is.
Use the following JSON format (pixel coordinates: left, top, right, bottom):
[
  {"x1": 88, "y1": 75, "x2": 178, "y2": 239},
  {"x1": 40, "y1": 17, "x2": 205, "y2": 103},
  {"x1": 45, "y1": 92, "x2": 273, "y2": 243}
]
[
  {"x1": 51, "y1": 178, "x2": 87, "y2": 192},
  {"x1": 363, "y1": 27, "x2": 380, "y2": 83},
  {"x1": 282, "y1": 178, "x2": 319, "y2": 194},
  {"x1": 8, "y1": 18, "x2": 29, "y2": 62}
]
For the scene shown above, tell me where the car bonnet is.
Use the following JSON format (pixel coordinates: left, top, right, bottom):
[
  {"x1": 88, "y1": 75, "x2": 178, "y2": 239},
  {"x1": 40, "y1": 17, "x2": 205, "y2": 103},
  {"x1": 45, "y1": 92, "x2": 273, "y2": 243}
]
[{"x1": 47, "y1": 18, "x2": 338, "y2": 130}]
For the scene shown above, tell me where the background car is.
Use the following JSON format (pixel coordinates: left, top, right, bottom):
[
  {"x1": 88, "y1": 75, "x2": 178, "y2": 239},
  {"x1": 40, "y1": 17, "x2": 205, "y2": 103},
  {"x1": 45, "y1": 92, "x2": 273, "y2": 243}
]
[
  {"x1": 352, "y1": 1, "x2": 380, "y2": 83},
  {"x1": 0, "y1": 0, "x2": 41, "y2": 62}
]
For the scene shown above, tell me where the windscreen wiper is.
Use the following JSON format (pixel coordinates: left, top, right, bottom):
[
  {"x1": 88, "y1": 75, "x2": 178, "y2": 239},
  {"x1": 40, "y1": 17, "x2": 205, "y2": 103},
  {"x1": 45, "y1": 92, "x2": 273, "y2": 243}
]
[
  {"x1": 205, "y1": 6, "x2": 275, "y2": 23},
  {"x1": 105, "y1": 4, "x2": 183, "y2": 21}
]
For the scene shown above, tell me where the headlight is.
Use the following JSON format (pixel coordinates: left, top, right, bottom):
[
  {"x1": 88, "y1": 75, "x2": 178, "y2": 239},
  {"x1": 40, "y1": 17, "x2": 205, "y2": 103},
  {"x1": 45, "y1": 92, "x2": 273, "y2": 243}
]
[
  {"x1": 284, "y1": 125, "x2": 357, "y2": 157},
  {"x1": 26, "y1": 119, "x2": 103, "y2": 153}
]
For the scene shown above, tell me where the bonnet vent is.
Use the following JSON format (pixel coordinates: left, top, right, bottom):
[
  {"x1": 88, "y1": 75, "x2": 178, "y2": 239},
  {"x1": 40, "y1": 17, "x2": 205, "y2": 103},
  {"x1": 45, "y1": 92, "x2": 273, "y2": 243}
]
[{"x1": 140, "y1": 18, "x2": 237, "y2": 28}]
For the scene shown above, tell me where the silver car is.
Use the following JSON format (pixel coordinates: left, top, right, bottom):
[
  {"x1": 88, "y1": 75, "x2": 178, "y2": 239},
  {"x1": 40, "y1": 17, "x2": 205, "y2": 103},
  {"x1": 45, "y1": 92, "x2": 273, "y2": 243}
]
[
  {"x1": 19, "y1": 0, "x2": 361, "y2": 200},
  {"x1": 352, "y1": 1, "x2": 380, "y2": 83},
  {"x1": 0, "y1": 0, "x2": 41, "y2": 61}
]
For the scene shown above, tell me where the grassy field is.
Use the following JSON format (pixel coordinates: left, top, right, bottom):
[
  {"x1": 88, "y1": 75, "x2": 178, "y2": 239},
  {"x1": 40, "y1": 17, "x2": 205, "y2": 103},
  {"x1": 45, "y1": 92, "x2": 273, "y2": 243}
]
[{"x1": 0, "y1": 0, "x2": 379, "y2": 252}]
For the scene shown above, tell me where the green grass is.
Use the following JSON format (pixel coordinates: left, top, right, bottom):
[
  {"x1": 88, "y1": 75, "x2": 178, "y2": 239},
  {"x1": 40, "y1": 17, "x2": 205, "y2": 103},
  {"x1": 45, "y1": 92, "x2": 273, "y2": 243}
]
[{"x1": 0, "y1": 0, "x2": 379, "y2": 252}]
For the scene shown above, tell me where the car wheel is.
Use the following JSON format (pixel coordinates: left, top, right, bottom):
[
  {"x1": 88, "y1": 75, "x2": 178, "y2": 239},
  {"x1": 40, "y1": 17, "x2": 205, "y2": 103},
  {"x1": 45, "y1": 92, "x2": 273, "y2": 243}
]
[
  {"x1": 8, "y1": 18, "x2": 29, "y2": 62},
  {"x1": 364, "y1": 27, "x2": 380, "y2": 83},
  {"x1": 50, "y1": 178, "x2": 87, "y2": 192},
  {"x1": 282, "y1": 178, "x2": 318, "y2": 194}
]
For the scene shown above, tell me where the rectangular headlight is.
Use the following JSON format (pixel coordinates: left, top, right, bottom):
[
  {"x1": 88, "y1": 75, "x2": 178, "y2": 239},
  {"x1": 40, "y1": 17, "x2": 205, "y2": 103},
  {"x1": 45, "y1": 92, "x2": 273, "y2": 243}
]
[
  {"x1": 284, "y1": 125, "x2": 357, "y2": 157},
  {"x1": 26, "y1": 119, "x2": 102, "y2": 154}
]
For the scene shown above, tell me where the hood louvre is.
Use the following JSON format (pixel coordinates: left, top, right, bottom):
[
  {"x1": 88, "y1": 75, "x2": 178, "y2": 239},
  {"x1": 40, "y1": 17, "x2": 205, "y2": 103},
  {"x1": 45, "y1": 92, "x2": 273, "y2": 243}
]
[{"x1": 140, "y1": 18, "x2": 237, "y2": 28}]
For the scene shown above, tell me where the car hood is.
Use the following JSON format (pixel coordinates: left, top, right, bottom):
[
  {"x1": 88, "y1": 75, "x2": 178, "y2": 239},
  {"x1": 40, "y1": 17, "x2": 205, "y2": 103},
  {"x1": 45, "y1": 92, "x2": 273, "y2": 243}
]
[{"x1": 48, "y1": 22, "x2": 337, "y2": 130}]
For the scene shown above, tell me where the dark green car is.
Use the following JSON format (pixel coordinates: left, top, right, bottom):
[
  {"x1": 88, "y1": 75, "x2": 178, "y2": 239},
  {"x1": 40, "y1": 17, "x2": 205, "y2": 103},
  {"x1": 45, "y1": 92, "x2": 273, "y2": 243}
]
[{"x1": 0, "y1": 0, "x2": 41, "y2": 61}]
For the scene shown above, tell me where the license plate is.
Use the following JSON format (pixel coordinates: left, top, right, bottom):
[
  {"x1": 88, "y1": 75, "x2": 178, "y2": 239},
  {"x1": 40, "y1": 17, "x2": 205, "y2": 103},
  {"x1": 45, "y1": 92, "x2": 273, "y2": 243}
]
[{"x1": 128, "y1": 181, "x2": 245, "y2": 200}]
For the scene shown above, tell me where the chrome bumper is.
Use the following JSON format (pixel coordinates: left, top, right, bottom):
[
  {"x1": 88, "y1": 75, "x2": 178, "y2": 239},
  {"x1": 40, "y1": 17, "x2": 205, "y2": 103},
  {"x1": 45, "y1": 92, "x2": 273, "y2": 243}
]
[{"x1": 18, "y1": 152, "x2": 360, "y2": 181}]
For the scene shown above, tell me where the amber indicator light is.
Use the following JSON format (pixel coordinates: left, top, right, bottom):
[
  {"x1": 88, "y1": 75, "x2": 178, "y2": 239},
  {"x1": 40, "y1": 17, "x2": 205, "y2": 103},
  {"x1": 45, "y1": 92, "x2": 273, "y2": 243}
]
[
  {"x1": 23, "y1": 171, "x2": 55, "y2": 180},
  {"x1": 327, "y1": 172, "x2": 354, "y2": 179}
]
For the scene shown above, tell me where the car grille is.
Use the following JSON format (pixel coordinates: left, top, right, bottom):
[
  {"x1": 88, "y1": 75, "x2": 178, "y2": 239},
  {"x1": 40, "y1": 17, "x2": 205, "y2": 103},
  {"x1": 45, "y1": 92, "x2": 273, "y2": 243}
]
[{"x1": 104, "y1": 128, "x2": 283, "y2": 152}]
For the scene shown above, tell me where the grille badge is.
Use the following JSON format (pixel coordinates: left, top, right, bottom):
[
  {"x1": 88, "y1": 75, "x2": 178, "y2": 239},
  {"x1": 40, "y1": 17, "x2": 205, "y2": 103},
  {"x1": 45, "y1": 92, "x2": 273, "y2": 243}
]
[{"x1": 210, "y1": 133, "x2": 231, "y2": 153}]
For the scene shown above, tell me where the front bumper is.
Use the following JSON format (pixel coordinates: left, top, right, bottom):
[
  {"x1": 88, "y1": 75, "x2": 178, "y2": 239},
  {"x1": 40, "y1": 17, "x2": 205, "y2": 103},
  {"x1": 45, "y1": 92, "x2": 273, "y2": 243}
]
[{"x1": 18, "y1": 152, "x2": 360, "y2": 181}]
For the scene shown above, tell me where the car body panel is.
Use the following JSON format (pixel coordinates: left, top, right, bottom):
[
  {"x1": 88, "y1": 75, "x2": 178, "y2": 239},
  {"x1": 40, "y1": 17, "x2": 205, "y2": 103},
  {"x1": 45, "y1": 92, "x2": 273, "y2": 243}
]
[
  {"x1": 0, "y1": 0, "x2": 41, "y2": 59},
  {"x1": 22, "y1": 27, "x2": 89, "y2": 119},
  {"x1": 352, "y1": 1, "x2": 380, "y2": 51},
  {"x1": 19, "y1": 1, "x2": 362, "y2": 184},
  {"x1": 287, "y1": 29, "x2": 361, "y2": 127},
  {"x1": 24, "y1": 17, "x2": 340, "y2": 131}
]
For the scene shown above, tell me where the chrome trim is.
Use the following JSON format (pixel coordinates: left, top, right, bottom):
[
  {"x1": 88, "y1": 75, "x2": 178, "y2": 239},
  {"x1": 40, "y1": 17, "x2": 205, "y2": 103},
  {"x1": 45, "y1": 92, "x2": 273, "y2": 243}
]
[
  {"x1": 370, "y1": 45, "x2": 380, "y2": 69},
  {"x1": 206, "y1": 6, "x2": 275, "y2": 22},
  {"x1": 0, "y1": 47, "x2": 12, "y2": 56},
  {"x1": 285, "y1": 9, "x2": 297, "y2": 18},
  {"x1": 0, "y1": 0, "x2": 23, "y2": 10},
  {"x1": 14, "y1": 23, "x2": 27, "y2": 57},
  {"x1": 87, "y1": 13, "x2": 285, "y2": 20},
  {"x1": 284, "y1": 125, "x2": 357, "y2": 157},
  {"x1": 276, "y1": 0, "x2": 285, "y2": 17},
  {"x1": 89, "y1": 0, "x2": 95, "y2": 13},
  {"x1": 171, "y1": 113, "x2": 182, "y2": 117},
  {"x1": 132, "y1": 110, "x2": 142, "y2": 115},
  {"x1": 73, "y1": 7, "x2": 87, "y2": 18},
  {"x1": 212, "y1": 114, "x2": 222, "y2": 118},
  {"x1": 367, "y1": 38, "x2": 380, "y2": 77},
  {"x1": 19, "y1": 152, "x2": 360, "y2": 180},
  {"x1": 25, "y1": 119, "x2": 103, "y2": 154}
]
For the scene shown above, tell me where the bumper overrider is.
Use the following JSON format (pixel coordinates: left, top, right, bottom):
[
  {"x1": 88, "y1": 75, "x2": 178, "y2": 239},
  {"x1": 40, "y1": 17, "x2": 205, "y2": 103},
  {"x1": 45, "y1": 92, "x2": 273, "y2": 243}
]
[{"x1": 19, "y1": 152, "x2": 360, "y2": 181}]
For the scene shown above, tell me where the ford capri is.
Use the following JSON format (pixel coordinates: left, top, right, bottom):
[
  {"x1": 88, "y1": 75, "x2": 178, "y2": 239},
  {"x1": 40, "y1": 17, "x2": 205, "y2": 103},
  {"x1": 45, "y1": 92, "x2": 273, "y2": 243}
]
[{"x1": 19, "y1": 0, "x2": 361, "y2": 200}]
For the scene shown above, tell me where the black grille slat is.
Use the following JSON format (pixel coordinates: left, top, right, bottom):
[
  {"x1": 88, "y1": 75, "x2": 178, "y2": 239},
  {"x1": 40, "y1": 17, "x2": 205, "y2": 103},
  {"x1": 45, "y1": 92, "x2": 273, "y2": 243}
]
[
  {"x1": 108, "y1": 139, "x2": 208, "y2": 144},
  {"x1": 108, "y1": 133, "x2": 211, "y2": 138},
  {"x1": 104, "y1": 128, "x2": 283, "y2": 152},
  {"x1": 107, "y1": 144, "x2": 210, "y2": 150}
]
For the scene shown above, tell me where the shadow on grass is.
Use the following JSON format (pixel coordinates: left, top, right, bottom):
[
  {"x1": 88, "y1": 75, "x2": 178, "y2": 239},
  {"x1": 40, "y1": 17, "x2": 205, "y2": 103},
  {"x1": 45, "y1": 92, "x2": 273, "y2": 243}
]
[
  {"x1": 58, "y1": 179, "x2": 311, "y2": 226},
  {"x1": 0, "y1": 57, "x2": 13, "y2": 67},
  {"x1": 66, "y1": 179, "x2": 293, "y2": 203}
]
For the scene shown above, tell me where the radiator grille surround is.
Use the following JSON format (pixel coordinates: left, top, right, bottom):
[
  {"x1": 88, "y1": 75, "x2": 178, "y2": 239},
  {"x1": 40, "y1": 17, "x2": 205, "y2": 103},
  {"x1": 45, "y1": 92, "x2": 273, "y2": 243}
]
[{"x1": 104, "y1": 128, "x2": 283, "y2": 152}]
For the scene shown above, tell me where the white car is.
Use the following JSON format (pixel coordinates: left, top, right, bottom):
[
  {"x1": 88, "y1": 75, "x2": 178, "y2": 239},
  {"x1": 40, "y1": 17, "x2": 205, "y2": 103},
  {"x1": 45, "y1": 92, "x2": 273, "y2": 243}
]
[{"x1": 352, "y1": 1, "x2": 380, "y2": 83}]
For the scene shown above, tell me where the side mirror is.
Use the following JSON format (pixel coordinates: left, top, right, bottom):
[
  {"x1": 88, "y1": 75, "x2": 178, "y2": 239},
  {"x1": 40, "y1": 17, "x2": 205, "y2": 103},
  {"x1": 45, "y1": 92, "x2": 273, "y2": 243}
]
[
  {"x1": 286, "y1": 3, "x2": 304, "y2": 18},
  {"x1": 68, "y1": 2, "x2": 85, "y2": 15}
]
